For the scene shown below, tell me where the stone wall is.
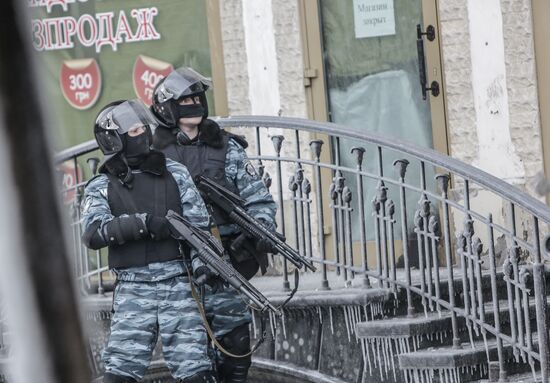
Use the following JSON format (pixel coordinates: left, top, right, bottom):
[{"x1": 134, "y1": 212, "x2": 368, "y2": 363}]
[{"x1": 439, "y1": 0, "x2": 544, "y2": 196}]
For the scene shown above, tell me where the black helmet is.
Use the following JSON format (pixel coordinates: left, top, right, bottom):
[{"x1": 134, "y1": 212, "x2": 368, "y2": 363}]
[
  {"x1": 151, "y1": 67, "x2": 212, "y2": 126},
  {"x1": 94, "y1": 99, "x2": 158, "y2": 159}
]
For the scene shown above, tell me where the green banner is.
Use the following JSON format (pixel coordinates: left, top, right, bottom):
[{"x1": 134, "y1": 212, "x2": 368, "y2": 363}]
[{"x1": 29, "y1": 0, "x2": 213, "y2": 150}]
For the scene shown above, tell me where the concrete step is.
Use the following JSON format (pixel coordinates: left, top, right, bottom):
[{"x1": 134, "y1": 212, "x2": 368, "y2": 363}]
[
  {"x1": 356, "y1": 297, "x2": 547, "y2": 382},
  {"x1": 397, "y1": 338, "x2": 541, "y2": 383},
  {"x1": 357, "y1": 296, "x2": 550, "y2": 343},
  {"x1": 474, "y1": 370, "x2": 541, "y2": 383}
]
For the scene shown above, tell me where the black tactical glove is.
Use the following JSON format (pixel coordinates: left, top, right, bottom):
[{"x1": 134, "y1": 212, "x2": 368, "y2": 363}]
[
  {"x1": 146, "y1": 215, "x2": 171, "y2": 240},
  {"x1": 255, "y1": 237, "x2": 278, "y2": 254},
  {"x1": 193, "y1": 266, "x2": 224, "y2": 293},
  {"x1": 231, "y1": 231, "x2": 279, "y2": 255}
]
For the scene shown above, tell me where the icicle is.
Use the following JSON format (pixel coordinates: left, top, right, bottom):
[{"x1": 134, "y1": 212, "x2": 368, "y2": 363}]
[
  {"x1": 269, "y1": 311, "x2": 276, "y2": 338},
  {"x1": 343, "y1": 306, "x2": 351, "y2": 341},
  {"x1": 363, "y1": 305, "x2": 369, "y2": 322},
  {"x1": 317, "y1": 306, "x2": 322, "y2": 324},
  {"x1": 466, "y1": 321, "x2": 474, "y2": 349},
  {"x1": 353, "y1": 306, "x2": 360, "y2": 338},
  {"x1": 404, "y1": 369, "x2": 410, "y2": 383},
  {"x1": 377, "y1": 339, "x2": 383, "y2": 380},
  {"x1": 364, "y1": 340, "x2": 372, "y2": 374},
  {"x1": 361, "y1": 339, "x2": 372, "y2": 375},
  {"x1": 360, "y1": 339, "x2": 367, "y2": 370},
  {"x1": 251, "y1": 312, "x2": 258, "y2": 339},
  {"x1": 383, "y1": 339, "x2": 389, "y2": 380},
  {"x1": 281, "y1": 309, "x2": 287, "y2": 339},
  {"x1": 413, "y1": 368, "x2": 420, "y2": 383},
  {"x1": 351, "y1": 307, "x2": 357, "y2": 338},
  {"x1": 369, "y1": 339, "x2": 377, "y2": 368},
  {"x1": 530, "y1": 358, "x2": 537, "y2": 382},
  {"x1": 399, "y1": 338, "x2": 408, "y2": 354},
  {"x1": 329, "y1": 306, "x2": 334, "y2": 334},
  {"x1": 389, "y1": 338, "x2": 396, "y2": 381}
]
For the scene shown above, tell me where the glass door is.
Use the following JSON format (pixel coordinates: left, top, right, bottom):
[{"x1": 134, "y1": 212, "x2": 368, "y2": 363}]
[{"x1": 300, "y1": 0, "x2": 448, "y2": 269}]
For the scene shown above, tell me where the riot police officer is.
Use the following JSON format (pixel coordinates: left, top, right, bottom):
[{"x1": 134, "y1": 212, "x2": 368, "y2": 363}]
[
  {"x1": 151, "y1": 67, "x2": 278, "y2": 383},
  {"x1": 81, "y1": 99, "x2": 217, "y2": 383}
]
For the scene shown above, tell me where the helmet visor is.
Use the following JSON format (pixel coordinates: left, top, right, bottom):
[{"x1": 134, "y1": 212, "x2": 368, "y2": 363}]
[
  {"x1": 157, "y1": 67, "x2": 212, "y2": 102},
  {"x1": 94, "y1": 100, "x2": 157, "y2": 155},
  {"x1": 110, "y1": 100, "x2": 158, "y2": 134}
]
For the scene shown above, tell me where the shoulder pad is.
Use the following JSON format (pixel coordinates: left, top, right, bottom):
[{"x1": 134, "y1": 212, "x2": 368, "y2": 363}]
[{"x1": 224, "y1": 131, "x2": 248, "y2": 149}]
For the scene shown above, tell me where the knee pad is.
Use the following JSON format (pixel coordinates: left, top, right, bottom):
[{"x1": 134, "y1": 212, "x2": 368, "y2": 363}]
[
  {"x1": 103, "y1": 372, "x2": 137, "y2": 383},
  {"x1": 218, "y1": 324, "x2": 251, "y2": 383},
  {"x1": 219, "y1": 324, "x2": 251, "y2": 356}
]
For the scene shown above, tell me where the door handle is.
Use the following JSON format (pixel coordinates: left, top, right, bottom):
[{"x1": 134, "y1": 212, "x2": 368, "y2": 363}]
[{"x1": 416, "y1": 24, "x2": 440, "y2": 100}]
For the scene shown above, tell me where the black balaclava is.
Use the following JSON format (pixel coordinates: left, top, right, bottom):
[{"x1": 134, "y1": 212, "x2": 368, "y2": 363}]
[{"x1": 124, "y1": 127, "x2": 152, "y2": 167}]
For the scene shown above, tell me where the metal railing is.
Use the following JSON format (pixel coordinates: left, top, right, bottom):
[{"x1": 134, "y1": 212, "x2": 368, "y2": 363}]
[{"x1": 56, "y1": 116, "x2": 550, "y2": 380}]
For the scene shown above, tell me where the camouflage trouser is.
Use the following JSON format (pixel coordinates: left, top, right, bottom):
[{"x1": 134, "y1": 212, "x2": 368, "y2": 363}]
[
  {"x1": 103, "y1": 276, "x2": 212, "y2": 380},
  {"x1": 204, "y1": 285, "x2": 251, "y2": 339}
]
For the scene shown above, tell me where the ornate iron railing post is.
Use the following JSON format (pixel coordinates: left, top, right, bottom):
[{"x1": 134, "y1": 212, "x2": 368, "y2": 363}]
[
  {"x1": 486, "y1": 214, "x2": 506, "y2": 380},
  {"x1": 310, "y1": 139, "x2": 329, "y2": 290},
  {"x1": 271, "y1": 134, "x2": 290, "y2": 291},
  {"x1": 533, "y1": 217, "x2": 549, "y2": 381},
  {"x1": 436, "y1": 174, "x2": 460, "y2": 348},
  {"x1": 395, "y1": 159, "x2": 413, "y2": 316},
  {"x1": 352, "y1": 147, "x2": 371, "y2": 288}
]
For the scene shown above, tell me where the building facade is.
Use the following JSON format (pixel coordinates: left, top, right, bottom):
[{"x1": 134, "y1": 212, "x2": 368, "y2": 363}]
[{"x1": 206, "y1": 0, "x2": 549, "y2": 202}]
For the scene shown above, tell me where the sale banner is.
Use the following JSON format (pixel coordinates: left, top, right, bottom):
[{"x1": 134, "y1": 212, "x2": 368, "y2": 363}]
[
  {"x1": 133, "y1": 55, "x2": 173, "y2": 106},
  {"x1": 60, "y1": 58, "x2": 102, "y2": 110},
  {"x1": 29, "y1": 0, "x2": 213, "y2": 150}
]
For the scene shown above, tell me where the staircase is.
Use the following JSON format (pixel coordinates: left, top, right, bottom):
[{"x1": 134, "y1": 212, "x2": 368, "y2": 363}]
[{"x1": 357, "y1": 279, "x2": 550, "y2": 383}]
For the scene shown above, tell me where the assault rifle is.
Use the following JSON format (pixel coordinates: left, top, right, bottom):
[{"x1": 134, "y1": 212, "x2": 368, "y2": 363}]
[
  {"x1": 195, "y1": 175, "x2": 317, "y2": 272},
  {"x1": 166, "y1": 210, "x2": 280, "y2": 315}
]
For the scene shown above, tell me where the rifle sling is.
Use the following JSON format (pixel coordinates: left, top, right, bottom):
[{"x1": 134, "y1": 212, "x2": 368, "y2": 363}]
[{"x1": 186, "y1": 267, "x2": 266, "y2": 359}]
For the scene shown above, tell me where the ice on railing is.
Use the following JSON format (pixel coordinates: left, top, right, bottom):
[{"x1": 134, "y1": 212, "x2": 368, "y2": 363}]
[
  {"x1": 360, "y1": 329, "x2": 455, "y2": 382},
  {"x1": 402, "y1": 364, "x2": 488, "y2": 383},
  {"x1": 249, "y1": 302, "x2": 386, "y2": 342}
]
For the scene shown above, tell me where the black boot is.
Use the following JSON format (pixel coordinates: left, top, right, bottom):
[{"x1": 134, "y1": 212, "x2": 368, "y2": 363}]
[
  {"x1": 219, "y1": 361, "x2": 249, "y2": 383},
  {"x1": 179, "y1": 371, "x2": 218, "y2": 383},
  {"x1": 103, "y1": 372, "x2": 137, "y2": 383}
]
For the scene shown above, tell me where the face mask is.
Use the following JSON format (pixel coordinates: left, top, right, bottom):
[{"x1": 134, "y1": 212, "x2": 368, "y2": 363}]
[
  {"x1": 176, "y1": 103, "x2": 205, "y2": 119},
  {"x1": 124, "y1": 131, "x2": 150, "y2": 165}
]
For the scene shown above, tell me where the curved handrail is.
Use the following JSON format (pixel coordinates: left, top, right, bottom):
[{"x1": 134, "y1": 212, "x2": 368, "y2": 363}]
[
  {"x1": 54, "y1": 116, "x2": 550, "y2": 224},
  {"x1": 214, "y1": 115, "x2": 550, "y2": 224}
]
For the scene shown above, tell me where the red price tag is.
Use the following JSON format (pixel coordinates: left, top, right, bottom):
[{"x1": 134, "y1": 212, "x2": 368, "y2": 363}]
[
  {"x1": 60, "y1": 58, "x2": 102, "y2": 110},
  {"x1": 133, "y1": 55, "x2": 173, "y2": 106}
]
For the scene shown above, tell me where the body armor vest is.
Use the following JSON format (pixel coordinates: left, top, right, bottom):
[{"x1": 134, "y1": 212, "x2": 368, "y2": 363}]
[
  {"x1": 106, "y1": 171, "x2": 183, "y2": 269},
  {"x1": 161, "y1": 133, "x2": 239, "y2": 227}
]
